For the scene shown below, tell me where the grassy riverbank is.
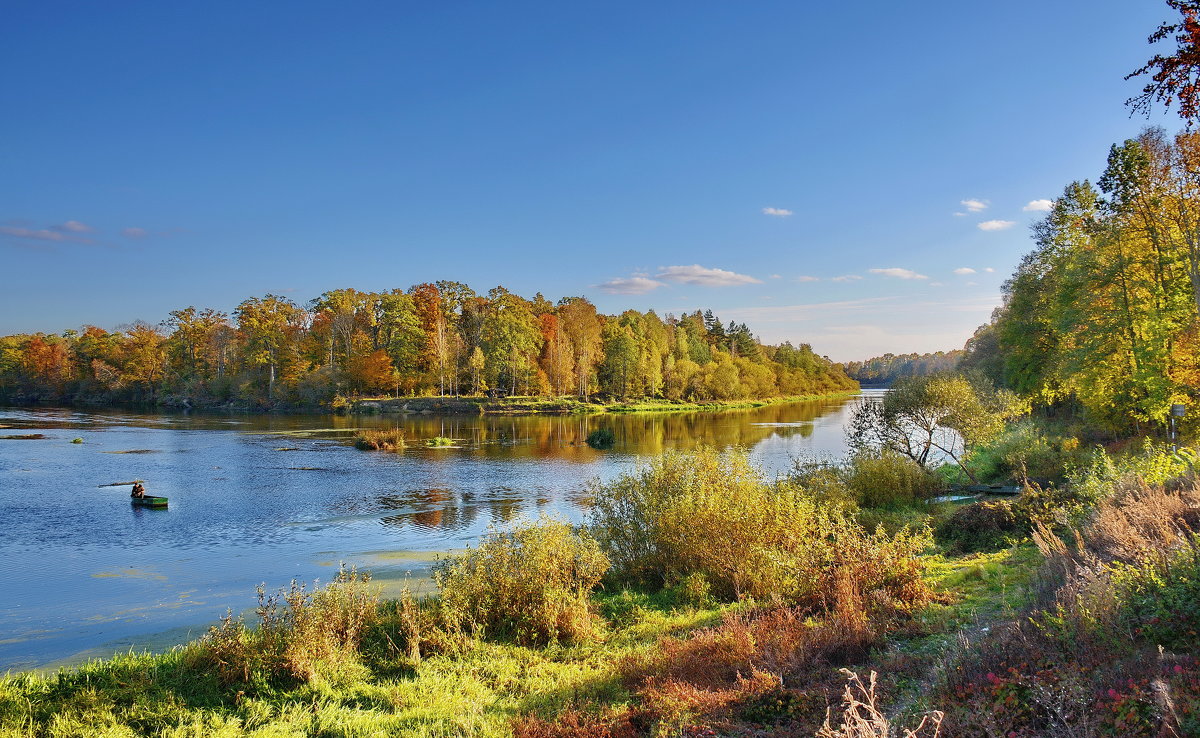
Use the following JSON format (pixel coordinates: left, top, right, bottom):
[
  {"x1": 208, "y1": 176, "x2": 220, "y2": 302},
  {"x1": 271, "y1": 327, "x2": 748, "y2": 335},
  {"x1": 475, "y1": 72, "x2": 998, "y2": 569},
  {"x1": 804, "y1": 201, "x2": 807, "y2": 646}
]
[{"x1": 3, "y1": 441, "x2": 1197, "y2": 737}]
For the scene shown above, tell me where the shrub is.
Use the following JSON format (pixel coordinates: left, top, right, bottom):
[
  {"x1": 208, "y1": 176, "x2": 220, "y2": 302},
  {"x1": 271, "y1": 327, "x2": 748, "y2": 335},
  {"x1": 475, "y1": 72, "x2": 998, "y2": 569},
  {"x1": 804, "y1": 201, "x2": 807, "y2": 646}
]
[
  {"x1": 587, "y1": 428, "x2": 616, "y2": 449},
  {"x1": 589, "y1": 447, "x2": 935, "y2": 611},
  {"x1": 787, "y1": 459, "x2": 859, "y2": 511},
  {"x1": 963, "y1": 418, "x2": 1085, "y2": 484},
  {"x1": 188, "y1": 565, "x2": 379, "y2": 687},
  {"x1": 362, "y1": 585, "x2": 466, "y2": 671},
  {"x1": 1109, "y1": 536, "x2": 1200, "y2": 651},
  {"x1": 936, "y1": 480, "x2": 1200, "y2": 736},
  {"x1": 435, "y1": 519, "x2": 609, "y2": 646},
  {"x1": 936, "y1": 501, "x2": 1021, "y2": 552},
  {"x1": 790, "y1": 450, "x2": 938, "y2": 510},
  {"x1": 1068, "y1": 440, "x2": 1195, "y2": 504},
  {"x1": 844, "y1": 450, "x2": 939, "y2": 508},
  {"x1": 353, "y1": 428, "x2": 406, "y2": 451}
]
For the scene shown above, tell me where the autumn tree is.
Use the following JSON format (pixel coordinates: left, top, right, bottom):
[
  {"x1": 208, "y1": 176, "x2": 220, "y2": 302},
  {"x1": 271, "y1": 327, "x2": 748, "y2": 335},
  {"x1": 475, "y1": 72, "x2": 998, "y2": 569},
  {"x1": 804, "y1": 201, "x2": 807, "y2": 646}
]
[
  {"x1": 558, "y1": 297, "x2": 603, "y2": 398},
  {"x1": 1127, "y1": 1, "x2": 1200, "y2": 122},
  {"x1": 848, "y1": 373, "x2": 1016, "y2": 482},
  {"x1": 236, "y1": 295, "x2": 308, "y2": 401},
  {"x1": 164, "y1": 307, "x2": 229, "y2": 384},
  {"x1": 483, "y1": 287, "x2": 543, "y2": 395}
]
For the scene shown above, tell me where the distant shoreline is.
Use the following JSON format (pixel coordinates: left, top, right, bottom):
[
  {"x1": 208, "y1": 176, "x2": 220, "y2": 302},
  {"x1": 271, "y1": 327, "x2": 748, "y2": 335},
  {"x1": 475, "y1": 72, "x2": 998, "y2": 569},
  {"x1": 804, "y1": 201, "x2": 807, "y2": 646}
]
[
  {"x1": 1, "y1": 390, "x2": 861, "y2": 417},
  {"x1": 348, "y1": 391, "x2": 861, "y2": 416}
]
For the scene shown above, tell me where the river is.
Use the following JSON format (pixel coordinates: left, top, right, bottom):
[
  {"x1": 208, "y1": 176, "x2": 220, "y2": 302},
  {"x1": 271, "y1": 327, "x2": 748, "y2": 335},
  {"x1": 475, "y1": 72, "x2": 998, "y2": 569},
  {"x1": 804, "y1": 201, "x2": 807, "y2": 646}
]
[{"x1": 0, "y1": 391, "x2": 880, "y2": 672}]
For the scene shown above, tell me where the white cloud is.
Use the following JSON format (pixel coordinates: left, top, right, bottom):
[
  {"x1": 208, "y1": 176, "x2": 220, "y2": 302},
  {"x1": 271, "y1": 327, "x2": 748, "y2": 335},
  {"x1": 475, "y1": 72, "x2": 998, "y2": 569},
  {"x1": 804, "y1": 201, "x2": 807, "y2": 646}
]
[
  {"x1": 122, "y1": 227, "x2": 149, "y2": 238},
  {"x1": 869, "y1": 267, "x2": 929, "y2": 280},
  {"x1": 762, "y1": 207, "x2": 793, "y2": 217},
  {"x1": 953, "y1": 267, "x2": 976, "y2": 275},
  {"x1": 596, "y1": 276, "x2": 666, "y2": 294},
  {"x1": 58, "y1": 220, "x2": 93, "y2": 233},
  {"x1": 795, "y1": 275, "x2": 820, "y2": 282},
  {"x1": 0, "y1": 224, "x2": 94, "y2": 245},
  {"x1": 830, "y1": 274, "x2": 862, "y2": 282},
  {"x1": 978, "y1": 220, "x2": 1016, "y2": 231},
  {"x1": 929, "y1": 281, "x2": 945, "y2": 287},
  {"x1": 984, "y1": 267, "x2": 995, "y2": 273},
  {"x1": 0, "y1": 226, "x2": 69, "y2": 242},
  {"x1": 655, "y1": 264, "x2": 762, "y2": 287},
  {"x1": 769, "y1": 274, "x2": 782, "y2": 279},
  {"x1": 1023, "y1": 199, "x2": 1053, "y2": 212},
  {"x1": 961, "y1": 199, "x2": 988, "y2": 213}
]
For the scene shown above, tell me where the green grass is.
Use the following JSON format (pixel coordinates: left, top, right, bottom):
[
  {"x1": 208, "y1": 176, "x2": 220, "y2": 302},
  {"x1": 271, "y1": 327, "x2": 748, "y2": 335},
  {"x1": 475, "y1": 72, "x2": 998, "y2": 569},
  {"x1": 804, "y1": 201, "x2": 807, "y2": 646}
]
[
  {"x1": 0, "y1": 535, "x2": 1034, "y2": 737},
  {"x1": 0, "y1": 591, "x2": 733, "y2": 738},
  {"x1": 922, "y1": 543, "x2": 1042, "y2": 624}
]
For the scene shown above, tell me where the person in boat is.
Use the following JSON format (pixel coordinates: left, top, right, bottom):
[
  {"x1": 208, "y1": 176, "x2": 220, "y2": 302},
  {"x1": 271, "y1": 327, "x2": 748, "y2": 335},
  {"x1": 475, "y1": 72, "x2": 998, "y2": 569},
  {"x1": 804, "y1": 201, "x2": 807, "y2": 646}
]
[{"x1": 131, "y1": 482, "x2": 146, "y2": 499}]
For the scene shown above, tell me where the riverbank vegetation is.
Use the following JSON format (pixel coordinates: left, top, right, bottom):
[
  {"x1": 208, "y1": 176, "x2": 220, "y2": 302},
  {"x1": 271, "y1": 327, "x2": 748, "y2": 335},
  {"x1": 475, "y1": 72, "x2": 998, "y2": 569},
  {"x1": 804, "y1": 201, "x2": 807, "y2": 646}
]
[
  {"x1": 958, "y1": 125, "x2": 1200, "y2": 436},
  {"x1": 0, "y1": 286, "x2": 854, "y2": 411},
  {"x1": 3, "y1": 440, "x2": 1196, "y2": 736},
  {"x1": 842, "y1": 351, "x2": 964, "y2": 386},
  {"x1": 352, "y1": 428, "x2": 407, "y2": 451}
]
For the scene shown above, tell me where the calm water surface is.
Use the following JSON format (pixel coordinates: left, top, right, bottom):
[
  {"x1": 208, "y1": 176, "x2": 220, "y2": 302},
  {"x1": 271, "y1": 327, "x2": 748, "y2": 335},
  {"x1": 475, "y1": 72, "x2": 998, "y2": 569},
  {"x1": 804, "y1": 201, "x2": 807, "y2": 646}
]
[{"x1": 0, "y1": 391, "x2": 879, "y2": 671}]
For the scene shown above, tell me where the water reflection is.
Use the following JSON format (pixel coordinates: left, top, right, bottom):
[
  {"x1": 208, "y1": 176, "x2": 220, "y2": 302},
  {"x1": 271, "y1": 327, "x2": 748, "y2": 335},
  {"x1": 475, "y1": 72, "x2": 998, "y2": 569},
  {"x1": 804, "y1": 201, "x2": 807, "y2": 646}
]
[{"x1": 0, "y1": 392, "x2": 874, "y2": 671}]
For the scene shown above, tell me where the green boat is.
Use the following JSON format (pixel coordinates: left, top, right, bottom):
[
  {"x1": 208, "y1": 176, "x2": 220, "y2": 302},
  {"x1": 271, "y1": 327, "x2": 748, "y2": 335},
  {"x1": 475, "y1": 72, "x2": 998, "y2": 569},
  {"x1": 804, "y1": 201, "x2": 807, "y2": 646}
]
[{"x1": 131, "y1": 495, "x2": 168, "y2": 508}]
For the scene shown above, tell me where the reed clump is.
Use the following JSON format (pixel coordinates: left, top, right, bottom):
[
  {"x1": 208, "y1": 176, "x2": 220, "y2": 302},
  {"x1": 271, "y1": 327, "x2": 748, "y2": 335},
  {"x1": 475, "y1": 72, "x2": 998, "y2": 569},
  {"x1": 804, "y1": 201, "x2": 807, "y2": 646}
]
[{"x1": 352, "y1": 427, "x2": 406, "y2": 451}]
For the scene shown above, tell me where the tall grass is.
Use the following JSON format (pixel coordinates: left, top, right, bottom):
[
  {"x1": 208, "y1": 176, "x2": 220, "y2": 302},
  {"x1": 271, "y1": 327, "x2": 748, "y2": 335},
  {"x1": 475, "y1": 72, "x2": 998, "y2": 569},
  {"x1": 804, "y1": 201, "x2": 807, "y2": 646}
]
[
  {"x1": 589, "y1": 447, "x2": 935, "y2": 612},
  {"x1": 937, "y1": 471, "x2": 1200, "y2": 736},
  {"x1": 352, "y1": 427, "x2": 406, "y2": 451},
  {"x1": 186, "y1": 565, "x2": 379, "y2": 688},
  {"x1": 435, "y1": 519, "x2": 610, "y2": 646}
]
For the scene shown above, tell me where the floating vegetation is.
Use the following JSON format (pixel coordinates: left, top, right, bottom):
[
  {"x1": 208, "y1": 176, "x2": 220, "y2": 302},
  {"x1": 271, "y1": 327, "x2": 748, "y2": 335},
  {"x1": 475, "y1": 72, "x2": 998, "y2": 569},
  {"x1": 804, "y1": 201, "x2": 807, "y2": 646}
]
[
  {"x1": 353, "y1": 428, "x2": 406, "y2": 451},
  {"x1": 586, "y1": 428, "x2": 615, "y2": 449},
  {"x1": 71, "y1": 437, "x2": 84, "y2": 444},
  {"x1": 103, "y1": 449, "x2": 160, "y2": 454},
  {"x1": 274, "y1": 447, "x2": 301, "y2": 451},
  {"x1": 426, "y1": 436, "x2": 455, "y2": 447},
  {"x1": 1, "y1": 434, "x2": 46, "y2": 440}
]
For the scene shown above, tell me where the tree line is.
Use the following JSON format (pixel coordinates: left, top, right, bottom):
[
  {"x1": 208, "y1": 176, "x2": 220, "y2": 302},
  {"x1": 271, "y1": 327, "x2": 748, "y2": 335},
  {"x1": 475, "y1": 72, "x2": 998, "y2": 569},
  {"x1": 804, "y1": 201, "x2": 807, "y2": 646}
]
[
  {"x1": 0, "y1": 283, "x2": 855, "y2": 407},
  {"x1": 961, "y1": 127, "x2": 1200, "y2": 431},
  {"x1": 842, "y1": 350, "x2": 964, "y2": 385}
]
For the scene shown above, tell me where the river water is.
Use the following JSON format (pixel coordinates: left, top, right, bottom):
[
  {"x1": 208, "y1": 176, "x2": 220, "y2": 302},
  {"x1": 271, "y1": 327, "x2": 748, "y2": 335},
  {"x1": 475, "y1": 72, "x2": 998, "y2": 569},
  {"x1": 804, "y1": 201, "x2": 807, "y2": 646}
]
[{"x1": 0, "y1": 391, "x2": 878, "y2": 672}]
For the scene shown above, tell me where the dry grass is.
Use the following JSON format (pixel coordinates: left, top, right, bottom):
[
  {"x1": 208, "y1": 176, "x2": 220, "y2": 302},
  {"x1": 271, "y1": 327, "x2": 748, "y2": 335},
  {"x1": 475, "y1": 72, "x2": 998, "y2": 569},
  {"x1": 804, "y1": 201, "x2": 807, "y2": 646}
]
[
  {"x1": 937, "y1": 479, "x2": 1200, "y2": 737},
  {"x1": 818, "y1": 670, "x2": 943, "y2": 738},
  {"x1": 1085, "y1": 480, "x2": 1200, "y2": 562},
  {"x1": 352, "y1": 427, "x2": 406, "y2": 450},
  {"x1": 187, "y1": 565, "x2": 379, "y2": 687}
]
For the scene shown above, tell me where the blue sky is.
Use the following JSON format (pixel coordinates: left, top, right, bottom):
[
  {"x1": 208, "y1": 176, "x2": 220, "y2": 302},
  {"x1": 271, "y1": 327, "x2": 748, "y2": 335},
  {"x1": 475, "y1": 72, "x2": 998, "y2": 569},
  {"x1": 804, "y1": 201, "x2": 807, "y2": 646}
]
[{"x1": 0, "y1": 0, "x2": 1179, "y2": 361}]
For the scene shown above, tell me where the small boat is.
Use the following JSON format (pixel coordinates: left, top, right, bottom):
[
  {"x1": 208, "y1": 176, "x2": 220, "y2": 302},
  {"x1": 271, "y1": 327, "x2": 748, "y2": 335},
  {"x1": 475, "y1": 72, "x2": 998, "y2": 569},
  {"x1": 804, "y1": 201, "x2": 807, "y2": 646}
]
[{"x1": 131, "y1": 495, "x2": 168, "y2": 508}]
